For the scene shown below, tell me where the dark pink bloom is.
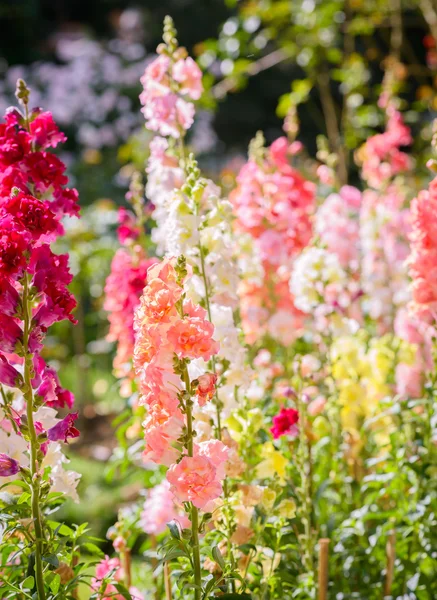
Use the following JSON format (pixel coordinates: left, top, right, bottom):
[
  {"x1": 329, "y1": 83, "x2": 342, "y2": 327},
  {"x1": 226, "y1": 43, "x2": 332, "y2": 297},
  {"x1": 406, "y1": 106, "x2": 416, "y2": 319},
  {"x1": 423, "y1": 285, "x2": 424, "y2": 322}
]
[
  {"x1": 117, "y1": 207, "x2": 141, "y2": 244},
  {"x1": 196, "y1": 373, "x2": 217, "y2": 406},
  {"x1": 33, "y1": 284, "x2": 77, "y2": 325},
  {"x1": 24, "y1": 152, "x2": 68, "y2": 192},
  {"x1": 29, "y1": 110, "x2": 67, "y2": 149},
  {"x1": 36, "y1": 365, "x2": 74, "y2": 409},
  {"x1": 0, "y1": 453, "x2": 20, "y2": 477},
  {"x1": 29, "y1": 245, "x2": 73, "y2": 291},
  {"x1": 0, "y1": 277, "x2": 20, "y2": 316},
  {"x1": 1, "y1": 191, "x2": 59, "y2": 241},
  {"x1": 0, "y1": 122, "x2": 30, "y2": 167},
  {"x1": 51, "y1": 187, "x2": 80, "y2": 219},
  {"x1": 0, "y1": 218, "x2": 30, "y2": 279},
  {"x1": 0, "y1": 315, "x2": 22, "y2": 353},
  {"x1": 0, "y1": 354, "x2": 22, "y2": 387},
  {"x1": 47, "y1": 412, "x2": 79, "y2": 443},
  {"x1": 270, "y1": 407, "x2": 299, "y2": 439}
]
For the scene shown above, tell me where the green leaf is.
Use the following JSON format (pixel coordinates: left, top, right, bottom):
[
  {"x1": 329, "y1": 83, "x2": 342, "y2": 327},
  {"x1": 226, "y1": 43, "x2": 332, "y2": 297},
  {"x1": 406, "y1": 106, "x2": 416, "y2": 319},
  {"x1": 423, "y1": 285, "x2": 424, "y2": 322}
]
[
  {"x1": 212, "y1": 544, "x2": 225, "y2": 570},
  {"x1": 82, "y1": 542, "x2": 105, "y2": 557},
  {"x1": 21, "y1": 576, "x2": 34, "y2": 590},
  {"x1": 168, "y1": 520, "x2": 181, "y2": 540},
  {"x1": 42, "y1": 554, "x2": 59, "y2": 568},
  {"x1": 50, "y1": 574, "x2": 61, "y2": 594},
  {"x1": 18, "y1": 492, "x2": 31, "y2": 505},
  {"x1": 114, "y1": 583, "x2": 133, "y2": 599},
  {"x1": 162, "y1": 547, "x2": 187, "y2": 562}
]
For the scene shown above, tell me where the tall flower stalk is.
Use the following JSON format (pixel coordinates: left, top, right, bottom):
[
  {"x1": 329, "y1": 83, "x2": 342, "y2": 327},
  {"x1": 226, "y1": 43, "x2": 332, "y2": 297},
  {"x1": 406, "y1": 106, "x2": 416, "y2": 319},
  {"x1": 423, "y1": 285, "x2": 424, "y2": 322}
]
[{"x1": 0, "y1": 80, "x2": 81, "y2": 598}]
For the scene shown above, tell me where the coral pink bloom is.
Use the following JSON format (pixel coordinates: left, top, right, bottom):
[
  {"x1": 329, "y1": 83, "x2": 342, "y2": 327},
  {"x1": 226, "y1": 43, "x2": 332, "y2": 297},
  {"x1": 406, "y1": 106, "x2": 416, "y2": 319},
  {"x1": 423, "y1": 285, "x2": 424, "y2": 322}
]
[
  {"x1": 142, "y1": 411, "x2": 182, "y2": 466},
  {"x1": 138, "y1": 277, "x2": 181, "y2": 323},
  {"x1": 196, "y1": 373, "x2": 217, "y2": 406},
  {"x1": 167, "y1": 316, "x2": 219, "y2": 361},
  {"x1": 167, "y1": 454, "x2": 222, "y2": 509}
]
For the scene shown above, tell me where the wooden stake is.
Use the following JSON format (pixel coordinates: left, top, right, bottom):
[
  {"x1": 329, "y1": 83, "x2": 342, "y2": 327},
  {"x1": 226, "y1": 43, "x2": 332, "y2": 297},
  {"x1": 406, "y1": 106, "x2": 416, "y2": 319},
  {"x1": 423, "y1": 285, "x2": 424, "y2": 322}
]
[
  {"x1": 150, "y1": 535, "x2": 160, "y2": 600},
  {"x1": 164, "y1": 561, "x2": 172, "y2": 600},
  {"x1": 318, "y1": 538, "x2": 330, "y2": 600},
  {"x1": 123, "y1": 548, "x2": 132, "y2": 588},
  {"x1": 384, "y1": 530, "x2": 396, "y2": 598}
]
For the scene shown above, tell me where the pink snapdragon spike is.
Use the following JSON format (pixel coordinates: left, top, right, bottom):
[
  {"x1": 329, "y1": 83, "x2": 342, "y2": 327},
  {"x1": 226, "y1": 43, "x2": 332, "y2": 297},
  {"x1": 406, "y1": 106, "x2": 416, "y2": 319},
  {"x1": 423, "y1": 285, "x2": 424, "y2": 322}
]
[
  {"x1": 104, "y1": 247, "x2": 157, "y2": 392},
  {"x1": 408, "y1": 177, "x2": 437, "y2": 321},
  {"x1": 230, "y1": 134, "x2": 316, "y2": 345},
  {"x1": 139, "y1": 34, "x2": 202, "y2": 138},
  {"x1": 270, "y1": 407, "x2": 299, "y2": 440},
  {"x1": 357, "y1": 107, "x2": 412, "y2": 188},
  {"x1": 0, "y1": 453, "x2": 20, "y2": 477},
  {"x1": 104, "y1": 171, "x2": 158, "y2": 397},
  {"x1": 0, "y1": 78, "x2": 82, "y2": 552}
]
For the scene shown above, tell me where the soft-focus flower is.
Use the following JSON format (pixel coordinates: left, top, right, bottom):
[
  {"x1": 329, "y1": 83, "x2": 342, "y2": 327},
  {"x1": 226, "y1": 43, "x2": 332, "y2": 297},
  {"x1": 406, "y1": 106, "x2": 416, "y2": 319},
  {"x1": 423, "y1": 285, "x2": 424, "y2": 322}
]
[
  {"x1": 270, "y1": 407, "x2": 299, "y2": 439},
  {"x1": 256, "y1": 443, "x2": 288, "y2": 483},
  {"x1": 172, "y1": 57, "x2": 203, "y2": 100},
  {"x1": 140, "y1": 479, "x2": 190, "y2": 535},
  {"x1": 408, "y1": 177, "x2": 437, "y2": 319}
]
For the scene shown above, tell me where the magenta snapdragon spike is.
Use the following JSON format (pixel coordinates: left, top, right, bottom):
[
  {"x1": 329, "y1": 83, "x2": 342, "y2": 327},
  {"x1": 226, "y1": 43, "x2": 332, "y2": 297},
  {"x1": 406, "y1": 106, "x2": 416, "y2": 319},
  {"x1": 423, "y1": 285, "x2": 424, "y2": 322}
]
[{"x1": 0, "y1": 79, "x2": 80, "y2": 599}]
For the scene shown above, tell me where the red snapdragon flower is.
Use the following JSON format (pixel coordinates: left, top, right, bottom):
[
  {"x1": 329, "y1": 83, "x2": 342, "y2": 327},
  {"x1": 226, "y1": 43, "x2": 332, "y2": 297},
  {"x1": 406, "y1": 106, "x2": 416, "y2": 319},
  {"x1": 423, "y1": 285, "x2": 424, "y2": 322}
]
[{"x1": 270, "y1": 407, "x2": 299, "y2": 439}]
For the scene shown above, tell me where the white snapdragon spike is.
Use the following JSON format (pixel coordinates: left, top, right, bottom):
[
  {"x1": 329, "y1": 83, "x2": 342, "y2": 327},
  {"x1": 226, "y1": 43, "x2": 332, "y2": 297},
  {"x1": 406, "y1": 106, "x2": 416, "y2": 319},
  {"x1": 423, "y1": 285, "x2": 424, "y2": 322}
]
[
  {"x1": 290, "y1": 247, "x2": 347, "y2": 313},
  {"x1": 156, "y1": 179, "x2": 252, "y2": 412},
  {"x1": 359, "y1": 189, "x2": 411, "y2": 327}
]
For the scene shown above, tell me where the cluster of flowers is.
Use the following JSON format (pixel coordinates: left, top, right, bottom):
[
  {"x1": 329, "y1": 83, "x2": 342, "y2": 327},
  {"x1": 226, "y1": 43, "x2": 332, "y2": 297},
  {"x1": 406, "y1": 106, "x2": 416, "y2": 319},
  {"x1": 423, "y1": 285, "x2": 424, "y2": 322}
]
[
  {"x1": 91, "y1": 555, "x2": 144, "y2": 600},
  {"x1": 141, "y1": 21, "x2": 251, "y2": 425},
  {"x1": 104, "y1": 177, "x2": 157, "y2": 396},
  {"x1": 139, "y1": 43, "x2": 202, "y2": 138},
  {"x1": 408, "y1": 170, "x2": 437, "y2": 321},
  {"x1": 0, "y1": 9, "x2": 148, "y2": 150},
  {"x1": 230, "y1": 134, "x2": 316, "y2": 344},
  {"x1": 133, "y1": 256, "x2": 229, "y2": 508},
  {"x1": 100, "y1": 19, "x2": 437, "y2": 599},
  {"x1": 0, "y1": 82, "x2": 81, "y2": 499}
]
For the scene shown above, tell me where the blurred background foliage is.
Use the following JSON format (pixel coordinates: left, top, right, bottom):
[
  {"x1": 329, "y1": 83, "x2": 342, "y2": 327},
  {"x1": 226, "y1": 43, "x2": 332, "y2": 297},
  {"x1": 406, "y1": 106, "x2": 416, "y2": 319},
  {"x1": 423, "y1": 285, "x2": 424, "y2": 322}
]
[{"x1": 1, "y1": 0, "x2": 437, "y2": 545}]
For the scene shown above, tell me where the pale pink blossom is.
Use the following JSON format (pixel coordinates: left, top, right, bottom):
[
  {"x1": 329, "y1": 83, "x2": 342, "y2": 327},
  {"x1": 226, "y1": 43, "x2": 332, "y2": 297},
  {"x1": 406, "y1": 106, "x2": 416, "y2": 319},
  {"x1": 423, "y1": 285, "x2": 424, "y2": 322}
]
[{"x1": 172, "y1": 57, "x2": 203, "y2": 100}]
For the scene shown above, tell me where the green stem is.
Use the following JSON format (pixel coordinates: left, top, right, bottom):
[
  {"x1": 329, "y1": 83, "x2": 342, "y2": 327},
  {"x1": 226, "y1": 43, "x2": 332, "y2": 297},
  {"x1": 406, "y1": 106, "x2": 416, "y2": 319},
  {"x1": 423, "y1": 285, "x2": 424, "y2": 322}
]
[
  {"x1": 198, "y1": 242, "x2": 223, "y2": 438},
  {"x1": 297, "y1": 394, "x2": 315, "y2": 577},
  {"x1": 22, "y1": 275, "x2": 46, "y2": 600},
  {"x1": 182, "y1": 366, "x2": 202, "y2": 600}
]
